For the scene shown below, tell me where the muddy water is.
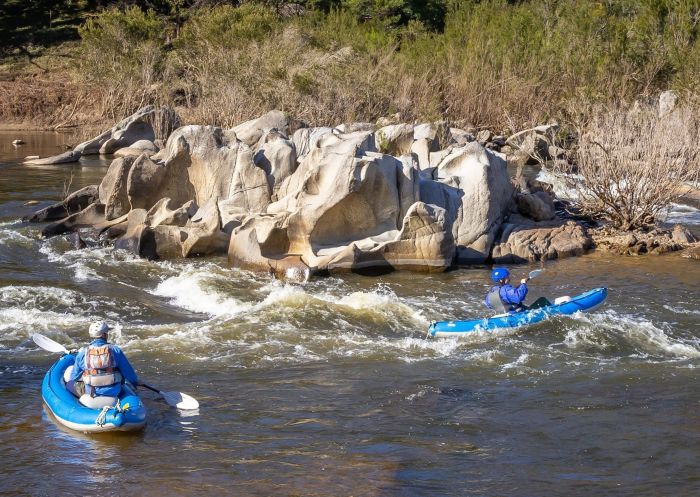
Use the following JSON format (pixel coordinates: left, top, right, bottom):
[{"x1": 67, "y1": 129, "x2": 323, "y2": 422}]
[{"x1": 1, "y1": 132, "x2": 699, "y2": 496}]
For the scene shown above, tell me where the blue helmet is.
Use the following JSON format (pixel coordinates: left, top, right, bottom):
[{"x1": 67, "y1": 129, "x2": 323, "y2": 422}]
[{"x1": 491, "y1": 267, "x2": 510, "y2": 282}]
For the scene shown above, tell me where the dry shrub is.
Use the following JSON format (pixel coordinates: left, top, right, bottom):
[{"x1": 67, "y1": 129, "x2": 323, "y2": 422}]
[
  {"x1": 563, "y1": 106, "x2": 700, "y2": 230},
  {"x1": 0, "y1": 76, "x2": 83, "y2": 127}
]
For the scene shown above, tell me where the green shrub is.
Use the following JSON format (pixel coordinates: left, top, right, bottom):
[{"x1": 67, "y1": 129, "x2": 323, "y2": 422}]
[
  {"x1": 78, "y1": 6, "x2": 164, "y2": 82},
  {"x1": 176, "y1": 4, "x2": 279, "y2": 50}
]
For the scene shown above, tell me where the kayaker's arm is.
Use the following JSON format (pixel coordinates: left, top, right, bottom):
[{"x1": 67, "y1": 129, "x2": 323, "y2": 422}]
[
  {"x1": 112, "y1": 346, "x2": 139, "y2": 385},
  {"x1": 501, "y1": 283, "x2": 528, "y2": 305},
  {"x1": 69, "y1": 347, "x2": 86, "y2": 383}
]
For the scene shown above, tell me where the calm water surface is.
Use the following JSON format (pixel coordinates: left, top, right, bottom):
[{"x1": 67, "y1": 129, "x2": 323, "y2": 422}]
[{"x1": 1, "y1": 132, "x2": 699, "y2": 496}]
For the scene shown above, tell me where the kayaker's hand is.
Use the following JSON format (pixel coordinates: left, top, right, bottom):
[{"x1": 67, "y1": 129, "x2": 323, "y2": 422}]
[{"x1": 520, "y1": 278, "x2": 528, "y2": 285}]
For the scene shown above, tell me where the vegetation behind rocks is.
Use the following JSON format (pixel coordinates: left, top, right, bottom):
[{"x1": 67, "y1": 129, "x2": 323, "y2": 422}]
[{"x1": 3, "y1": 0, "x2": 700, "y2": 131}]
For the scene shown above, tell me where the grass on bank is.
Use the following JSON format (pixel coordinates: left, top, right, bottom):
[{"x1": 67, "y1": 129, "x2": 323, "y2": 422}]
[{"x1": 2, "y1": 0, "x2": 700, "y2": 131}]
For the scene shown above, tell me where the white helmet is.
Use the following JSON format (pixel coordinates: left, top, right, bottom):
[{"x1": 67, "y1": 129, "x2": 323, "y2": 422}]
[{"x1": 88, "y1": 321, "x2": 110, "y2": 338}]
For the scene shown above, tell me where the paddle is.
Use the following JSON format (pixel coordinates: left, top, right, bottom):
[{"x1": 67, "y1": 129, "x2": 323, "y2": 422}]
[
  {"x1": 528, "y1": 269, "x2": 543, "y2": 280},
  {"x1": 139, "y1": 383, "x2": 199, "y2": 410},
  {"x1": 31, "y1": 333, "x2": 199, "y2": 410}
]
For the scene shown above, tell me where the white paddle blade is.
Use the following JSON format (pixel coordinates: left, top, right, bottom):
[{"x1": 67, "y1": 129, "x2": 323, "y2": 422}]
[
  {"x1": 32, "y1": 333, "x2": 69, "y2": 354},
  {"x1": 162, "y1": 391, "x2": 199, "y2": 410},
  {"x1": 529, "y1": 269, "x2": 543, "y2": 279}
]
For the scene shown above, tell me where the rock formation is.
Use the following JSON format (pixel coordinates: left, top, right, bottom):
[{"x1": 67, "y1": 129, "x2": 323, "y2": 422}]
[{"x1": 28, "y1": 109, "x2": 599, "y2": 277}]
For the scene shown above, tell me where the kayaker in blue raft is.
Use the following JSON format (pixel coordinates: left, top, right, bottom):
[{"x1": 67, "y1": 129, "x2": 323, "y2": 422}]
[
  {"x1": 485, "y1": 267, "x2": 530, "y2": 314},
  {"x1": 64, "y1": 321, "x2": 139, "y2": 405}
]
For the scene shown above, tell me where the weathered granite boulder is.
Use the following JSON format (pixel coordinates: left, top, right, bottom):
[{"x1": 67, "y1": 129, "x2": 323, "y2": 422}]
[
  {"x1": 423, "y1": 142, "x2": 515, "y2": 263},
  {"x1": 491, "y1": 215, "x2": 593, "y2": 263},
  {"x1": 24, "y1": 106, "x2": 178, "y2": 165},
  {"x1": 506, "y1": 123, "x2": 559, "y2": 166},
  {"x1": 153, "y1": 125, "x2": 269, "y2": 213},
  {"x1": 291, "y1": 127, "x2": 333, "y2": 163},
  {"x1": 233, "y1": 110, "x2": 288, "y2": 148},
  {"x1": 113, "y1": 140, "x2": 157, "y2": 158},
  {"x1": 99, "y1": 156, "x2": 136, "y2": 220},
  {"x1": 145, "y1": 198, "x2": 197, "y2": 228},
  {"x1": 75, "y1": 106, "x2": 177, "y2": 156},
  {"x1": 181, "y1": 199, "x2": 230, "y2": 257},
  {"x1": 114, "y1": 209, "x2": 157, "y2": 259},
  {"x1": 126, "y1": 154, "x2": 168, "y2": 211},
  {"x1": 230, "y1": 131, "x2": 437, "y2": 273},
  {"x1": 375, "y1": 123, "x2": 414, "y2": 156},
  {"x1": 115, "y1": 199, "x2": 229, "y2": 259},
  {"x1": 42, "y1": 203, "x2": 106, "y2": 238},
  {"x1": 24, "y1": 185, "x2": 98, "y2": 223},
  {"x1": 516, "y1": 191, "x2": 556, "y2": 221},
  {"x1": 24, "y1": 150, "x2": 82, "y2": 165},
  {"x1": 253, "y1": 129, "x2": 297, "y2": 199}
]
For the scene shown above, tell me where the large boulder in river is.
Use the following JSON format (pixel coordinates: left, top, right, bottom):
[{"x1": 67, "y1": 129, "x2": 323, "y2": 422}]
[
  {"x1": 99, "y1": 156, "x2": 136, "y2": 220},
  {"x1": 153, "y1": 125, "x2": 269, "y2": 212},
  {"x1": 42, "y1": 203, "x2": 106, "y2": 238},
  {"x1": 421, "y1": 142, "x2": 515, "y2": 263},
  {"x1": 228, "y1": 129, "x2": 457, "y2": 274},
  {"x1": 145, "y1": 198, "x2": 197, "y2": 228}
]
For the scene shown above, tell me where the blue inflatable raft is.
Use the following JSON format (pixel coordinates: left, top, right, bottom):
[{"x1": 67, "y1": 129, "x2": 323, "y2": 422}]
[
  {"x1": 42, "y1": 354, "x2": 146, "y2": 433},
  {"x1": 428, "y1": 287, "x2": 608, "y2": 337}
]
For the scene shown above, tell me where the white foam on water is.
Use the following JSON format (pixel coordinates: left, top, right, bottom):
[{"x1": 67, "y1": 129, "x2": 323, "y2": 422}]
[
  {"x1": 660, "y1": 203, "x2": 700, "y2": 225},
  {"x1": 0, "y1": 227, "x2": 33, "y2": 247},
  {"x1": 502, "y1": 353, "x2": 530, "y2": 371},
  {"x1": 0, "y1": 285, "x2": 82, "y2": 308},
  {"x1": 254, "y1": 282, "x2": 430, "y2": 332},
  {"x1": 152, "y1": 267, "x2": 252, "y2": 317},
  {"x1": 663, "y1": 304, "x2": 700, "y2": 316},
  {"x1": 564, "y1": 310, "x2": 700, "y2": 359}
]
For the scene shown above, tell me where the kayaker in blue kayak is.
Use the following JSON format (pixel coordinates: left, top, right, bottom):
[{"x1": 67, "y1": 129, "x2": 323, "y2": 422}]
[
  {"x1": 484, "y1": 267, "x2": 529, "y2": 314},
  {"x1": 64, "y1": 321, "x2": 139, "y2": 403}
]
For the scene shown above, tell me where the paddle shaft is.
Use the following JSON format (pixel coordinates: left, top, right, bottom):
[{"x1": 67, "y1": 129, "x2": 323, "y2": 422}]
[{"x1": 140, "y1": 382, "x2": 162, "y2": 394}]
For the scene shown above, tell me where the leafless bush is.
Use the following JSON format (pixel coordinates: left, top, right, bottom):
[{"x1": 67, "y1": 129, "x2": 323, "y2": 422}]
[{"x1": 561, "y1": 106, "x2": 700, "y2": 230}]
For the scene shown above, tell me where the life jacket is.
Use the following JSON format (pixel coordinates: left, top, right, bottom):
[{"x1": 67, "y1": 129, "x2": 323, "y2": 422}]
[
  {"x1": 486, "y1": 286, "x2": 508, "y2": 313},
  {"x1": 82, "y1": 344, "x2": 122, "y2": 388},
  {"x1": 486, "y1": 285, "x2": 526, "y2": 314}
]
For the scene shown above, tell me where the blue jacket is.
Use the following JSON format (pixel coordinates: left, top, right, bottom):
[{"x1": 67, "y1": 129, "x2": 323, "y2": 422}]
[
  {"x1": 485, "y1": 283, "x2": 528, "y2": 312},
  {"x1": 69, "y1": 338, "x2": 138, "y2": 397}
]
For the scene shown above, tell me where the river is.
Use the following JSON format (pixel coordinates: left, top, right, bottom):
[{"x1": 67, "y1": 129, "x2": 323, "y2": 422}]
[{"x1": 1, "y1": 131, "x2": 699, "y2": 496}]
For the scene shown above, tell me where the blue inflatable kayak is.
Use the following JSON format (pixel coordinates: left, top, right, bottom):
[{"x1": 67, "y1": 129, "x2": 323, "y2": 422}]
[
  {"x1": 428, "y1": 287, "x2": 608, "y2": 337},
  {"x1": 42, "y1": 354, "x2": 146, "y2": 433}
]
